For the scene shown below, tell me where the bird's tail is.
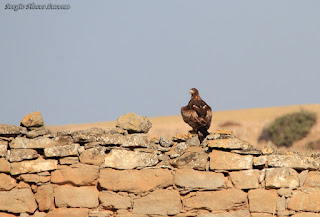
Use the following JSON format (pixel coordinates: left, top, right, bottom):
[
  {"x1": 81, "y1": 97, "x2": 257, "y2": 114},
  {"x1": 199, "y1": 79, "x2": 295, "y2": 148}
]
[{"x1": 198, "y1": 127, "x2": 209, "y2": 143}]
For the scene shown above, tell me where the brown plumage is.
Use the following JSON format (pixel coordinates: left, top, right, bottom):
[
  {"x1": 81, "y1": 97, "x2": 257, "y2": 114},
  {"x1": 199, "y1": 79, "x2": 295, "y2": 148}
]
[{"x1": 181, "y1": 88, "x2": 212, "y2": 142}]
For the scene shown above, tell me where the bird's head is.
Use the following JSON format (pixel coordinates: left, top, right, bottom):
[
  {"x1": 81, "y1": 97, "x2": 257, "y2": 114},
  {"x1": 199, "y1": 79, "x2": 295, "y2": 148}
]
[{"x1": 189, "y1": 88, "x2": 199, "y2": 96}]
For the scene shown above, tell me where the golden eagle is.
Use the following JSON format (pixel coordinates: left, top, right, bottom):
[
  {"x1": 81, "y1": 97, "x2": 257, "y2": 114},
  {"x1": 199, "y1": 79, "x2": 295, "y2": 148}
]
[{"x1": 181, "y1": 88, "x2": 212, "y2": 142}]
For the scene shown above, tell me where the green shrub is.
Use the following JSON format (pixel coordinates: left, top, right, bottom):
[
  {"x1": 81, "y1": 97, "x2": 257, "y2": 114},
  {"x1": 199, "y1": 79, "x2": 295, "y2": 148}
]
[{"x1": 258, "y1": 110, "x2": 317, "y2": 147}]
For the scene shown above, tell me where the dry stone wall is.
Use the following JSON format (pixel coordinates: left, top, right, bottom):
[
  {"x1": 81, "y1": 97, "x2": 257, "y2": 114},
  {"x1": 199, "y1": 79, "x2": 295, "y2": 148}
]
[{"x1": 0, "y1": 111, "x2": 320, "y2": 217}]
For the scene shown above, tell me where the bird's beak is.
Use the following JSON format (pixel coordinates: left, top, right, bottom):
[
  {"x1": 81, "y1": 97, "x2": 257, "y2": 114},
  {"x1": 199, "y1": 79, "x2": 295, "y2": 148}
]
[{"x1": 189, "y1": 89, "x2": 194, "y2": 94}]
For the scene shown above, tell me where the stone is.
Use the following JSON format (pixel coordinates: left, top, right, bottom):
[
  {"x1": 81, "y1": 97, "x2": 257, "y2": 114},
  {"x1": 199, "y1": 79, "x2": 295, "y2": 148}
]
[
  {"x1": 229, "y1": 169, "x2": 260, "y2": 189},
  {"x1": 204, "y1": 138, "x2": 251, "y2": 150},
  {"x1": 186, "y1": 136, "x2": 201, "y2": 146},
  {"x1": 253, "y1": 155, "x2": 268, "y2": 167},
  {"x1": 10, "y1": 137, "x2": 56, "y2": 149},
  {"x1": 54, "y1": 185, "x2": 99, "y2": 208},
  {"x1": 277, "y1": 210, "x2": 296, "y2": 216},
  {"x1": 174, "y1": 142, "x2": 188, "y2": 156},
  {"x1": 265, "y1": 168, "x2": 299, "y2": 188},
  {"x1": 185, "y1": 189, "x2": 247, "y2": 211},
  {"x1": 292, "y1": 213, "x2": 320, "y2": 217},
  {"x1": 0, "y1": 124, "x2": 23, "y2": 135},
  {"x1": 105, "y1": 127, "x2": 126, "y2": 135},
  {"x1": 0, "y1": 144, "x2": 7, "y2": 157},
  {"x1": 26, "y1": 127, "x2": 51, "y2": 138},
  {"x1": 209, "y1": 150, "x2": 253, "y2": 170},
  {"x1": 268, "y1": 154, "x2": 318, "y2": 170},
  {"x1": 174, "y1": 169, "x2": 225, "y2": 190},
  {"x1": 172, "y1": 134, "x2": 194, "y2": 142},
  {"x1": 248, "y1": 189, "x2": 278, "y2": 213},
  {"x1": 35, "y1": 184, "x2": 54, "y2": 211},
  {"x1": 46, "y1": 208, "x2": 89, "y2": 217},
  {"x1": 90, "y1": 210, "x2": 114, "y2": 217},
  {"x1": 0, "y1": 173, "x2": 16, "y2": 190},
  {"x1": 116, "y1": 113, "x2": 152, "y2": 133},
  {"x1": 84, "y1": 141, "x2": 100, "y2": 149},
  {"x1": 299, "y1": 170, "x2": 309, "y2": 186},
  {"x1": 101, "y1": 149, "x2": 158, "y2": 169},
  {"x1": 198, "y1": 210, "x2": 251, "y2": 217},
  {"x1": 8, "y1": 149, "x2": 39, "y2": 162},
  {"x1": 0, "y1": 213, "x2": 18, "y2": 217},
  {"x1": 59, "y1": 156, "x2": 79, "y2": 165},
  {"x1": 10, "y1": 158, "x2": 58, "y2": 175},
  {"x1": 170, "y1": 147, "x2": 208, "y2": 170},
  {"x1": 277, "y1": 188, "x2": 293, "y2": 197},
  {"x1": 133, "y1": 189, "x2": 181, "y2": 215},
  {"x1": 19, "y1": 174, "x2": 40, "y2": 183},
  {"x1": 33, "y1": 211, "x2": 47, "y2": 217},
  {"x1": 17, "y1": 181, "x2": 30, "y2": 189},
  {"x1": 99, "y1": 168, "x2": 173, "y2": 193},
  {"x1": 251, "y1": 214, "x2": 273, "y2": 217},
  {"x1": 232, "y1": 149, "x2": 262, "y2": 155},
  {"x1": 80, "y1": 146, "x2": 106, "y2": 165},
  {"x1": 99, "y1": 134, "x2": 148, "y2": 147},
  {"x1": 0, "y1": 158, "x2": 10, "y2": 173},
  {"x1": 44, "y1": 144, "x2": 79, "y2": 157},
  {"x1": 277, "y1": 196, "x2": 286, "y2": 211},
  {"x1": 304, "y1": 171, "x2": 320, "y2": 187},
  {"x1": 51, "y1": 163, "x2": 99, "y2": 186},
  {"x1": 39, "y1": 175, "x2": 51, "y2": 183},
  {"x1": 99, "y1": 191, "x2": 132, "y2": 209},
  {"x1": 0, "y1": 188, "x2": 37, "y2": 213},
  {"x1": 287, "y1": 188, "x2": 320, "y2": 212},
  {"x1": 20, "y1": 111, "x2": 44, "y2": 129}
]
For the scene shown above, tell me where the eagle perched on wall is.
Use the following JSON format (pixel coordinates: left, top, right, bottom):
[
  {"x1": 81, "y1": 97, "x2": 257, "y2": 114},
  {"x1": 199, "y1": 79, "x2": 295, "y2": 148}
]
[{"x1": 181, "y1": 88, "x2": 212, "y2": 142}]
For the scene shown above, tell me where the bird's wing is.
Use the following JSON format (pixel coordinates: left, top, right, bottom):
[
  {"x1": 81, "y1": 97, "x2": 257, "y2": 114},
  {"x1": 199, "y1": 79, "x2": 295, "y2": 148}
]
[
  {"x1": 203, "y1": 104, "x2": 212, "y2": 129},
  {"x1": 181, "y1": 106, "x2": 205, "y2": 129}
]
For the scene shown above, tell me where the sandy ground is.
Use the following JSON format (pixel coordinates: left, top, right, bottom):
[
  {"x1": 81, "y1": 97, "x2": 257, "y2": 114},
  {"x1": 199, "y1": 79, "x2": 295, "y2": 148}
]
[{"x1": 47, "y1": 104, "x2": 320, "y2": 153}]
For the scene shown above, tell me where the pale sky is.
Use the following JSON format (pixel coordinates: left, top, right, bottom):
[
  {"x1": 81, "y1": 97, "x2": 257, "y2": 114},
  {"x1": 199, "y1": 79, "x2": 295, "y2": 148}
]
[{"x1": 1, "y1": 1, "x2": 319, "y2": 125}]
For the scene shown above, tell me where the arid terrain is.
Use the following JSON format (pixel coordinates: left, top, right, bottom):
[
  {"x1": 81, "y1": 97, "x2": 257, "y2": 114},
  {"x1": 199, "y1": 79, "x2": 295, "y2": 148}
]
[{"x1": 48, "y1": 104, "x2": 320, "y2": 153}]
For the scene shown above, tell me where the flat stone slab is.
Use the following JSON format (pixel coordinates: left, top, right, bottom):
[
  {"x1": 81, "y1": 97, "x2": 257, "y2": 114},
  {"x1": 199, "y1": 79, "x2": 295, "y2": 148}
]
[
  {"x1": 10, "y1": 158, "x2": 58, "y2": 175},
  {"x1": 101, "y1": 149, "x2": 158, "y2": 169},
  {"x1": 229, "y1": 169, "x2": 260, "y2": 189},
  {"x1": 54, "y1": 186, "x2": 99, "y2": 208},
  {"x1": 133, "y1": 189, "x2": 181, "y2": 215},
  {"x1": 210, "y1": 150, "x2": 253, "y2": 170},
  {"x1": 184, "y1": 189, "x2": 247, "y2": 211},
  {"x1": 0, "y1": 124, "x2": 23, "y2": 135},
  {"x1": 44, "y1": 144, "x2": 79, "y2": 157},
  {"x1": 248, "y1": 189, "x2": 278, "y2": 213},
  {"x1": 268, "y1": 154, "x2": 319, "y2": 170},
  {"x1": 46, "y1": 208, "x2": 89, "y2": 217},
  {"x1": 174, "y1": 169, "x2": 225, "y2": 190},
  {"x1": 0, "y1": 188, "x2": 37, "y2": 213},
  {"x1": 304, "y1": 171, "x2": 320, "y2": 188},
  {"x1": 10, "y1": 137, "x2": 56, "y2": 149},
  {"x1": 51, "y1": 164, "x2": 99, "y2": 186},
  {"x1": 170, "y1": 147, "x2": 208, "y2": 170},
  {"x1": 198, "y1": 210, "x2": 251, "y2": 217},
  {"x1": 79, "y1": 146, "x2": 106, "y2": 166},
  {"x1": 204, "y1": 138, "x2": 251, "y2": 150},
  {"x1": 99, "y1": 134, "x2": 148, "y2": 147},
  {"x1": 99, "y1": 168, "x2": 173, "y2": 193},
  {"x1": 265, "y1": 168, "x2": 299, "y2": 189},
  {"x1": 8, "y1": 149, "x2": 39, "y2": 162},
  {"x1": 287, "y1": 188, "x2": 320, "y2": 212},
  {"x1": 99, "y1": 191, "x2": 132, "y2": 210}
]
